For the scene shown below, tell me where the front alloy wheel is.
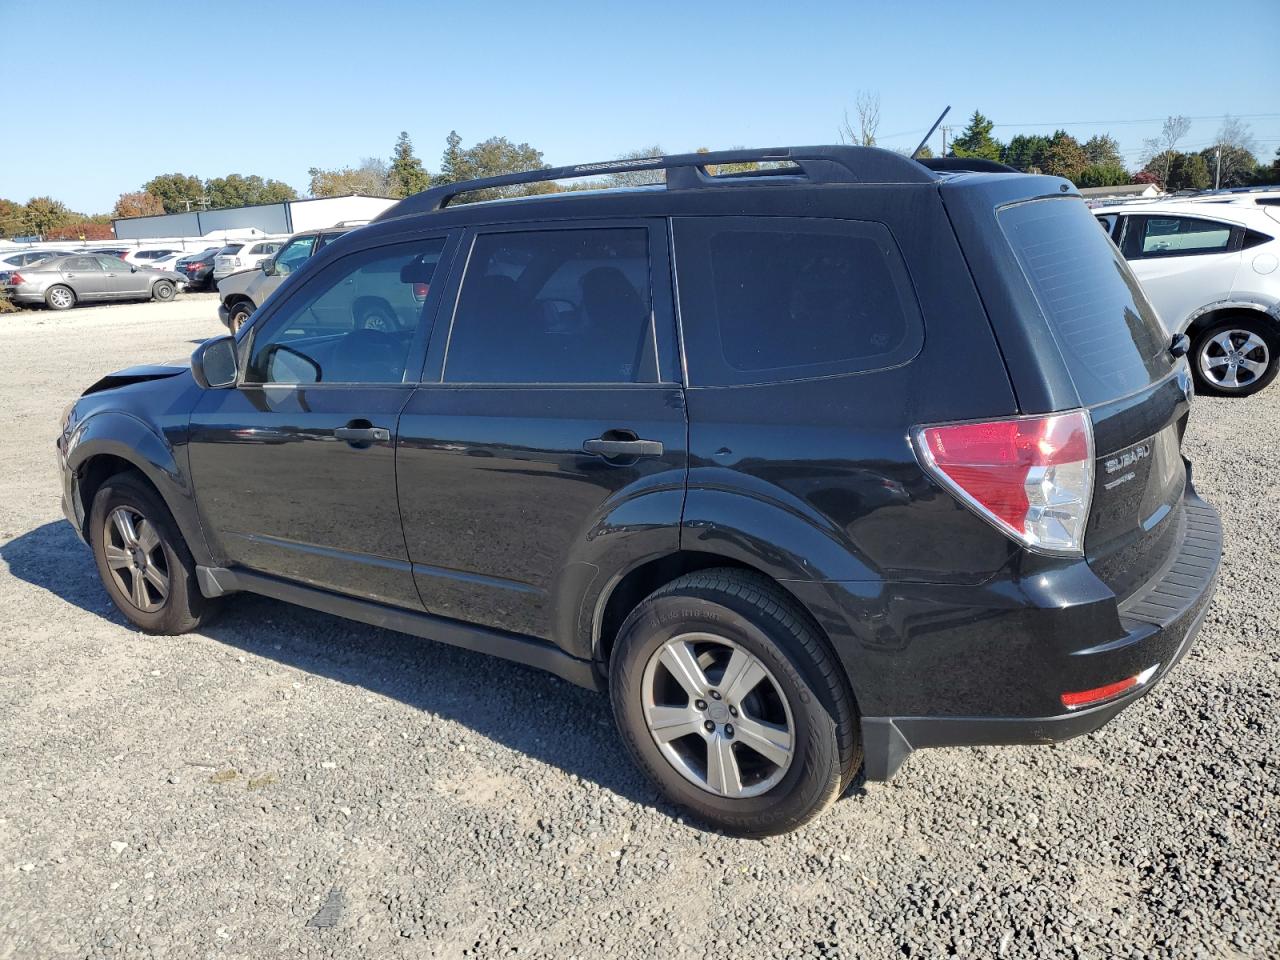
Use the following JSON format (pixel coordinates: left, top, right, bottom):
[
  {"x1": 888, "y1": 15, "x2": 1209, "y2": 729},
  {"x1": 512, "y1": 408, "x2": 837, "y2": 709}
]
[
  {"x1": 102, "y1": 505, "x2": 170, "y2": 612},
  {"x1": 641, "y1": 633, "x2": 795, "y2": 798}
]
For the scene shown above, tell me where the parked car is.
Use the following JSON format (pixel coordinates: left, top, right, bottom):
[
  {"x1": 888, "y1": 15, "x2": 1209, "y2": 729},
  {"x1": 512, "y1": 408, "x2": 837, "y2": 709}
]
[
  {"x1": 84, "y1": 248, "x2": 131, "y2": 260},
  {"x1": 217, "y1": 225, "x2": 355, "y2": 333},
  {"x1": 142, "y1": 252, "x2": 189, "y2": 271},
  {"x1": 176, "y1": 247, "x2": 228, "y2": 291},
  {"x1": 5, "y1": 254, "x2": 182, "y2": 310},
  {"x1": 57, "y1": 147, "x2": 1220, "y2": 835},
  {"x1": 213, "y1": 238, "x2": 285, "y2": 281},
  {"x1": 122, "y1": 247, "x2": 182, "y2": 266},
  {"x1": 1096, "y1": 201, "x2": 1280, "y2": 396},
  {"x1": 0, "y1": 248, "x2": 77, "y2": 284}
]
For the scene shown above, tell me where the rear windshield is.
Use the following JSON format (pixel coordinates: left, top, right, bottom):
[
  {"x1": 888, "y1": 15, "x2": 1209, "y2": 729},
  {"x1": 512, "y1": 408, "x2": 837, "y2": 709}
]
[
  {"x1": 999, "y1": 197, "x2": 1172, "y2": 406},
  {"x1": 217, "y1": 245, "x2": 244, "y2": 255}
]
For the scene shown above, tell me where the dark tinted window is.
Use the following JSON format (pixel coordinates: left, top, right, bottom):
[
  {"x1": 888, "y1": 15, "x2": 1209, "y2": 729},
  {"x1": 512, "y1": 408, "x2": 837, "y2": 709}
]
[
  {"x1": 444, "y1": 228, "x2": 655, "y2": 384},
  {"x1": 673, "y1": 217, "x2": 922, "y2": 386},
  {"x1": 1000, "y1": 197, "x2": 1172, "y2": 406},
  {"x1": 245, "y1": 238, "x2": 447, "y2": 385}
]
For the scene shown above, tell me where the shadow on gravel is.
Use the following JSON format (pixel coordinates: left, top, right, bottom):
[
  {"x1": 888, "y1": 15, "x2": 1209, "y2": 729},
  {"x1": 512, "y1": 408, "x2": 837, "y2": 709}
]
[
  {"x1": 2, "y1": 521, "x2": 673, "y2": 816},
  {"x1": 0, "y1": 520, "x2": 128, "y2": 623}
]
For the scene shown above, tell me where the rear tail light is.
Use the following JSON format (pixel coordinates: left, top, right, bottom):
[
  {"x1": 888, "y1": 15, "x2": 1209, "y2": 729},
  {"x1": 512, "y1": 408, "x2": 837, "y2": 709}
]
[
  {"x1": 9, "y1": 272, "x2": 24, "y2": 285},
  {"x1": 1061, "y1": 665, "x2": 1159, "y2": 710},
  {"x1": 914, "y1": 410, "x2": 1094, "y2": 555},
  {"x1": 233, "y1": 258, "x2": 242, "y2": 266}
]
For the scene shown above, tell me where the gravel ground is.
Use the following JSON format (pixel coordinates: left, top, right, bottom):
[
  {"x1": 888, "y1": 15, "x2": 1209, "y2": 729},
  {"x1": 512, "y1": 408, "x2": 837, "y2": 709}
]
[{"x1": 1, "y1": 295, "x2": 1277, "y2": 959}]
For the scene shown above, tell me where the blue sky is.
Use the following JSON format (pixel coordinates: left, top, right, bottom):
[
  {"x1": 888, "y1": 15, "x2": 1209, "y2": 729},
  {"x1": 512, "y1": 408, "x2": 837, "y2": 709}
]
[{"x1": 3, "y1": 0, "x2": 1278, "y2": 213}]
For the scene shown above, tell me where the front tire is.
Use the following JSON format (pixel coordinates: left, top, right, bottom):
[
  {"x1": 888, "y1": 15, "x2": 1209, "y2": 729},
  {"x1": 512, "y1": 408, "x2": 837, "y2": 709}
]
[
  {"x1": 1190, "y1": 317, "x2": 1279, "y2": 397},
  {"x1": 45, "y1": 284, "x2": 76, "y2": 310},
  {"x1": 152, "y1": 280, "x2": 176, "y2": 302},
  {"x1": 89, "y1": 471, "x2": 216, "y2": 634},
  {"x1": 610, "y1": 569, "x2": 860, "y2": 836}
]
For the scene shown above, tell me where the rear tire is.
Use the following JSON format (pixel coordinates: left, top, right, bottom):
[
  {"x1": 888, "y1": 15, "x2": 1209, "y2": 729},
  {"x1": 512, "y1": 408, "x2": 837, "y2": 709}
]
[
  {"x1": 88, "y1": 471, "x2": 217, "y2": 634},
  {"x1": 1190, "y1": 317, "x2": 1279, "y2": 397},
  {"x1": 45, "y1": 284, "x2": 76, "y2": 310},
  {"x1": 152, "y1": 280, "x2": 176, "y2": 302},
  {"x1": 609, "y1": 568, "x2": 860, "y2": 836},
  {"x1": 228, "y1": 301, "x2": 254, "y2": 334}
]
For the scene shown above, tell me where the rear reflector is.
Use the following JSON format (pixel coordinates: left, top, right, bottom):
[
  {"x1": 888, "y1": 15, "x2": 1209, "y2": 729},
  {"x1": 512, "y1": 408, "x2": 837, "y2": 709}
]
[
  {"x1": 914, "y1": 410, "x2": 1094, "y2": 555},
  {"x1": 1060, "y1": 665, "x2": 1159, "y2": 710}
]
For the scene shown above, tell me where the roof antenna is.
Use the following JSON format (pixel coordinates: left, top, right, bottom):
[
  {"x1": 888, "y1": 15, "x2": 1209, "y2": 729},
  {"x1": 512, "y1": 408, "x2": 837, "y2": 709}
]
[{"x1": 911, "y1": 106, "x2": 951, "y2": 159}]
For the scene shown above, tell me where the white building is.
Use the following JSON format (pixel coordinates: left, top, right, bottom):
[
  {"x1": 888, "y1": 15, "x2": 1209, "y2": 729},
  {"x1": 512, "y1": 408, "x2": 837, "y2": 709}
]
[{"x1": 113, "y1": 194, "x2": 397, "y2": 241}]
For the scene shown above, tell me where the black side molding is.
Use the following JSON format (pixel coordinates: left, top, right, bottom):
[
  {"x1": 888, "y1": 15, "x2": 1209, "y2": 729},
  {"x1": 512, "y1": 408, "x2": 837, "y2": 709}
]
[{"x1": 196, "y1": 566, "x2": 602, "y2": 691}]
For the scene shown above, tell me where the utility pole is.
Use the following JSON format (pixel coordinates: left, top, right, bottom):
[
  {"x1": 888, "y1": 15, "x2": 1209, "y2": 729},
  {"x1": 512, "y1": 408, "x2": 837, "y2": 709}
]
[
  {"x1": 1214, "y1": 145, "x2": 1222, "y2": 190},
  {"x1": 941, "y1": 126, "x2": 950, "y2": 156}
]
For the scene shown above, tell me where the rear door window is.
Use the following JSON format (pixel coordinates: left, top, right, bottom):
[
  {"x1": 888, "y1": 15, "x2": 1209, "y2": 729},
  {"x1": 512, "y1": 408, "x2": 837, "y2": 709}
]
[
  {"x1": 443, "y1": 227, "x2": 656, "y2": 384},
  {"x1": 1130, "y1": 216, "x2": 1233, "y2": 257},
  {"x1": 999, "y1": 197, "x2": 1172, "y2": 406},
  {"x1": 672, "y1": 217, "x2": 923, "y2": 386}
]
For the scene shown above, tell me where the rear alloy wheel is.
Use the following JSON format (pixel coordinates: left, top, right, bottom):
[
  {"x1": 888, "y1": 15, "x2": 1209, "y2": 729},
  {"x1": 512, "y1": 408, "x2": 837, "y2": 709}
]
[
  {"x1": 610, "y1": 569, "x2": 860, "y2": 836},
  {"x1": 1192, "y1": 319, "x2": 1279, "y2": 397},
  {"x1": 89, "y1": 471, "x2": 216, "y2": 633},
  {"x1": 152, "y1": 280, "x2": 176, "y2": 302},
  {"x1": 45, "y1": 284, "x2": 76, "y2": 310}
]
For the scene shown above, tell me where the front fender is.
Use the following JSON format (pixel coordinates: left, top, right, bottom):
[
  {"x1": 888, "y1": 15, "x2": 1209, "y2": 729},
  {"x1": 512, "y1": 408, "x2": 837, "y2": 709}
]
[{"x1": 65, "y1": 411, "x2": 212, "y2": 565}]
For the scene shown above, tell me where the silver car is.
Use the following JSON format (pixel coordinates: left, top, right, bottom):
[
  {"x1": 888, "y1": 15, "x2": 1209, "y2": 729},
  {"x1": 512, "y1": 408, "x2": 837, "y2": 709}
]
[{"x1": 3, "y1": 254, "x2": 185, "y2": 310}]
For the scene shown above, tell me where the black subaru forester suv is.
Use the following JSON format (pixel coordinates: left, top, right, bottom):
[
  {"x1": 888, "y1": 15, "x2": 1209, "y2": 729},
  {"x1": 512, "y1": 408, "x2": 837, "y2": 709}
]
[{"x1": 58, "y1": 147, "x2": 1221, "y2": 836}]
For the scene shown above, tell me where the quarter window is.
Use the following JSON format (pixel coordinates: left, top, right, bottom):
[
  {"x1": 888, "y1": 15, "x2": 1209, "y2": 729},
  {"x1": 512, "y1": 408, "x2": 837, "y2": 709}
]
[
  {"x1": 245, "y1": 239, "x2": 447, "y2": 385},
  {"x1": 444, "y1": 228, "x2": 655, "y2": 384},
  {"x1": 673, "y1": 217, "x2": 923, "y2": 386}
]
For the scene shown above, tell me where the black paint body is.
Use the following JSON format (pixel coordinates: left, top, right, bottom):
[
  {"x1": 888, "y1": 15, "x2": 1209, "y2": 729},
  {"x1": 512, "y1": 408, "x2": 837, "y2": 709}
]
[{"x1": 58, "y1": 159, "x2": 1221, "y2": 779}]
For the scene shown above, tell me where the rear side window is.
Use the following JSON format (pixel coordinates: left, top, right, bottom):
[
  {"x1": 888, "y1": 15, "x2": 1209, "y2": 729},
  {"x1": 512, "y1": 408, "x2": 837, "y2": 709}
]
[
  {"x1": 1000, "y1": 198, "x2": 1171, "y2": 406},
  {"x1": 444, "y1": 228, "x2": 655, "y2": 384},
  {"x1": 673, "y1": 217, "x2": 923, "y2": 386},
  {"x1": 1131, "y1": 216, "x2": 1232, "y2": 257}
]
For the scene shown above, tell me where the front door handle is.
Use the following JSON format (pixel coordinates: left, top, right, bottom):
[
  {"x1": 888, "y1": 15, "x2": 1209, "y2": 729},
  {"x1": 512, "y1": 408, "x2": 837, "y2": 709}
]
[
  {"x1": 583, "y1": 435, "x2": 664, "y2": 458},
  {"x1": 334, "y1": 423, "x2": 390, "y2": 445}
]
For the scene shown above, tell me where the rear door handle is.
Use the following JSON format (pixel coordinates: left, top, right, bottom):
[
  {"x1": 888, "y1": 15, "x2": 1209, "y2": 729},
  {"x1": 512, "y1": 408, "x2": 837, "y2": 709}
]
[
  {"x1": 583, "y1": 437, "x2": 664, "y2": 458},
  {"x1": 334, "y1": 424, "x2": 390, "y2": 444}
]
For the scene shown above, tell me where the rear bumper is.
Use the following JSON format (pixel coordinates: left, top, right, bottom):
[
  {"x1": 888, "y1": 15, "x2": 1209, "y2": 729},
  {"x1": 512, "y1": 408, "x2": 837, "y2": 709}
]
[
  {"x1": 860, "y1": 585, "x2": 1212, "y2": 779},
  {"x1": 799, "y1": 489, "x2": 1222, "y2": 781}
]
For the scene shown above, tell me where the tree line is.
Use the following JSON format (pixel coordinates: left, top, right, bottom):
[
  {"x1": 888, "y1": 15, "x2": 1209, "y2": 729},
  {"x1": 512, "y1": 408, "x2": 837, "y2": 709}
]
[
  {"x1": 4, "y1": 120, "x2": 1277, "y2": 241},
  {"x1": 944, "y1": 109, "x2": 1275, "y2": 190}
]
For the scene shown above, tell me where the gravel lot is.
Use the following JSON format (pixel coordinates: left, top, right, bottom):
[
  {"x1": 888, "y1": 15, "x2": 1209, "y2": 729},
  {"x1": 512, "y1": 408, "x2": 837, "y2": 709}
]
[{"x1": 1, "y1": 295, "x2": 1277, "y2": 959}]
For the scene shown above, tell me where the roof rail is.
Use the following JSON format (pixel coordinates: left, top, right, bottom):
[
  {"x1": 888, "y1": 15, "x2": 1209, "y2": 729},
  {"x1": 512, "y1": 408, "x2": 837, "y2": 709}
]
[
  {"x1": 919, "y1": 157, "x2": 1018, "y2": 174},
  {"x1": 375, "y1": 145, "x2": 938, "y2": 221}
]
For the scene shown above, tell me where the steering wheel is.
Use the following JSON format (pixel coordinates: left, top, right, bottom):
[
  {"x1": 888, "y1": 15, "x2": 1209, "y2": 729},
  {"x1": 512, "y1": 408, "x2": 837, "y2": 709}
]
[{"x1": 331, "y1": 329, "x2": 403, "y2": 382}]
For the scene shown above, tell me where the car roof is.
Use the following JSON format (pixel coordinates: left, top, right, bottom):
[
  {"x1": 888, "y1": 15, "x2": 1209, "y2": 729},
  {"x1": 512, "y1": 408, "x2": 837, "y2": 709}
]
[{"x1": 1097, "y1": 200, "x2": 1275, "y2": 228}]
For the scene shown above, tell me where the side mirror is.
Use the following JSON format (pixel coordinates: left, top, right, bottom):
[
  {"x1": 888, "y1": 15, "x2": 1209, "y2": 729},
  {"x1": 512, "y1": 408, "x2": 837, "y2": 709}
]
[
  {"x1": 1169, "y1": 333, "x2": 1191, "y2": 358},
  {"x1": 261, "y1": 259, "x2": 273, "y2": 275},
  {"x1": 191, "y1": 336, "x2": 238, "y2": 389},
  {"x1": 130, "y1": 265, "x2": 138, "y2": 273}
]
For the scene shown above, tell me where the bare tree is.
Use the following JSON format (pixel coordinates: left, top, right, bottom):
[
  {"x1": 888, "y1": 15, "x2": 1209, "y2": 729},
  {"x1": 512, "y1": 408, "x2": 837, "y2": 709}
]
[
  {"x1": 1141, "y1": 115, "x2": 1191, "y2": 187},
  {"x1": 607, "y1": 146, "x2": 667, "y2": 187},
  {"x1": 839, "y1": 91, "x2": 881, "y2": 146},
  {"x1": 1210, "y1": 115, "x2": 1259, "y2": 188}
]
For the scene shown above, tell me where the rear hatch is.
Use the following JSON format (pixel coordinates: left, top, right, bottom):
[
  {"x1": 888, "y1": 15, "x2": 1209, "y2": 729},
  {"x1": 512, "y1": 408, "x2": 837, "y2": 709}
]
[{"x1": 984, "y1": 191, "x2": 1190, "y2": 598}]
